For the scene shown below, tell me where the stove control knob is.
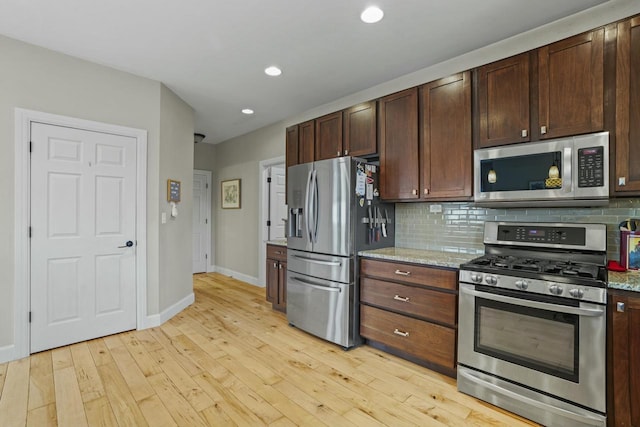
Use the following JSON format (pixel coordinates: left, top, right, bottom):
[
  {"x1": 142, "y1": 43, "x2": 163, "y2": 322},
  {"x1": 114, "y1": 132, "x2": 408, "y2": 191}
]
[
  {"x1": 515, "y1": 279, "x2": 529, "y2": 290},
  {"x1": 569, "y1": 288, "x2": 584, "y2": 299},
  {"x1": 485, "y1": 275, "x2": 498, "y2": 286},
  {"x1": 470, "y1": 273, "x2": 483, "y2": 283},
  {"x1": 549, "y1": 284, "x2": 564, "y2": 295}
]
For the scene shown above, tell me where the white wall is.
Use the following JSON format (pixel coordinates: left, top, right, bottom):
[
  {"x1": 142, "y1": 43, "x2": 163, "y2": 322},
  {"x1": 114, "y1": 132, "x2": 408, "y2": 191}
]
[
  {"x1": 0, "y1": 34, "x2": 194, "y2": 355},
  {"x1": 205, "y1": 0, "x2": 640, "y2": 282}
]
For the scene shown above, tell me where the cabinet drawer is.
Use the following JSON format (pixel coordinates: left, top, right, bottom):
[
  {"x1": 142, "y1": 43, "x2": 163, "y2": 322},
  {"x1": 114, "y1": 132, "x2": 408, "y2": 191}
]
[
  {"x1": 266, "y1": 244, "x2": 287, "y2": 262},
  {"x1": 361, "y1": 277, "x2": 456, "y2": 326},
  {"x1": 360, "y1": 258, "x2": 457, "y2": 291},
  {"x1": 360, "y1": 305, "x2": 455, "y2": 370}
]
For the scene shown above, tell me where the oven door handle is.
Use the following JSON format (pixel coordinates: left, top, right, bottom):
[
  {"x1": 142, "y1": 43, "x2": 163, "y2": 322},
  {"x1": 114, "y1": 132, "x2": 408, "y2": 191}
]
[
  {"x1": 460, "y1": 286, "x2": 604, "y2": 317},
  {"x1": 458, "y1": 367, "x2": 606, "y2": 426}
]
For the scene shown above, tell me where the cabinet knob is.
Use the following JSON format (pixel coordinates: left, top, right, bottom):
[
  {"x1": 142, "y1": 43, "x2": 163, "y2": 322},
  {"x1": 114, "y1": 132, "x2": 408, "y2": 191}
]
[
  {"x1": 394, "y1": 269, "x2": 411, "y2": 276},
  {"x1": 619, "y1": 177, "x2": 626, "y2": 186},
  {"x1": 336, "y1": 151, "x2": 341, "y2": 156},
  {"x1": 393, "y1": 329, "x2": 409, "y2": 337},
  {"x1": 279, "y1": 264, "x2": 283, "y2": 270},
  {"x1": 423, "y1": 188, "x2": 429, "y2": 195},
  {"x1": 393, "y1": 295, "x2": 410, "y2": 302},
  {"x1": 412, "y1": 189, "x2": 418, "y2": 196},
  {"x1": 344, "y1": 150, "x2": 349, "y2": 155},
  {"x1": 273, "y1": 262, "x2": 277, "y2": 268},
  {"x1": 521, "y1": 129, "x2": 528, "y2": 138},
  {"x1": 540, "y1": 125, "x2": 547, "y2": 135},
  {"x1": 617, "y1": 302, "x2": 625, "y2": 312}
]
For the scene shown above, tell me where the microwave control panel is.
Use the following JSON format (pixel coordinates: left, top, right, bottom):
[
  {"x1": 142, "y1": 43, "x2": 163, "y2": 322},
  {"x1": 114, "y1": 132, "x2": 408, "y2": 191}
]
[{"x1": 577, "y1": 146, "x2": 604, "y2": 188}]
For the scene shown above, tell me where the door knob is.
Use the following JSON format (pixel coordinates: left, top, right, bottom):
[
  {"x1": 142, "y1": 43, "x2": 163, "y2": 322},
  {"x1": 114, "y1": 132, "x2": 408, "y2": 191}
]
[{"x1": 118, "y1": 241, "x2": 134, "y2": 248}]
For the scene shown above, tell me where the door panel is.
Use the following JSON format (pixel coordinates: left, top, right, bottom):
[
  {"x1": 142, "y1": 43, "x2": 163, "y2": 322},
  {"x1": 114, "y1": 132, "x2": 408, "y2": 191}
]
[
  {"x1": 30, "y1": 123, "x2": 137, "y2": 353},
  {"x1": 269, "y1": 166, "x2": 287, "y2": 240},
  {"x1": 192, "y1": 172, "x2": 209, "y2": 273}
]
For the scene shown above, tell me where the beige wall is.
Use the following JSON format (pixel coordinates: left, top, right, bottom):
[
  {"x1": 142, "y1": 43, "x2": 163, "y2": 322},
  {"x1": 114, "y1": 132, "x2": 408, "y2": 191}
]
[
  {"x1": 159, "y1": 84, "x2": 195, "y2": 311},
  {"x1": 206, "y1": 0, "x2": 640, "y2": 282},
  {"x1": 0, "y1": 35, "x2": 193, "y2": 352},
  {"x1": 210, "y1": 122, "x2": 285, "y2": 281}
]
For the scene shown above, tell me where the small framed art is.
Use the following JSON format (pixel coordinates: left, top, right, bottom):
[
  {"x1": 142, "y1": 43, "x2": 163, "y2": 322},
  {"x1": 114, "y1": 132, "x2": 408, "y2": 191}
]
[
  {"x1": 221, "y1": 179, "x2": 241, "y2": 209},
  {"x1": 167, "y1": 179, "x2": 181, "y2": 202}
]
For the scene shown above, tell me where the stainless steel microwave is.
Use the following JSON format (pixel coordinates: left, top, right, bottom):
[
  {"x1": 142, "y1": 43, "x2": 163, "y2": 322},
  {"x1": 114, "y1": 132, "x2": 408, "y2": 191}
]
[{"x1": 474, "y1": 132, "x2": 609, "y2": 207}]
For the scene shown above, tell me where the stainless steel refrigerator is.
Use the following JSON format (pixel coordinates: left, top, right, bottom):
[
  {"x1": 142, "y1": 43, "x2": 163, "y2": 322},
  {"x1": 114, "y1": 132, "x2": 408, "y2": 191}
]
[{"x1": 286, "y1": 156, "x2": 395, "y2": 348}]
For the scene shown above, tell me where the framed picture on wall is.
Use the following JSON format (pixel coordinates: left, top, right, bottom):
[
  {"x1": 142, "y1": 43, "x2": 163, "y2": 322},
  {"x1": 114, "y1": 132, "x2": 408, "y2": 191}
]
[{"x1": 221, "y1": 179, "x2": 241, "y2": 209}]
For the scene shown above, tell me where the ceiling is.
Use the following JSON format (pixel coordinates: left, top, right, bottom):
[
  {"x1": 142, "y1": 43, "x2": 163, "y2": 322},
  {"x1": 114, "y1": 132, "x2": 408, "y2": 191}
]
[{"x1": 0, "y1": 0, "x2": 609, "y2": 144}]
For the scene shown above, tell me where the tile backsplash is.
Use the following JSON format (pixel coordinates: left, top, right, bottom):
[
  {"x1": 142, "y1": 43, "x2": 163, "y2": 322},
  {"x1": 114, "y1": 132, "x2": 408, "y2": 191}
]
[{"x1": 395, "y1": 198, "x2": 640, "y2": 261}]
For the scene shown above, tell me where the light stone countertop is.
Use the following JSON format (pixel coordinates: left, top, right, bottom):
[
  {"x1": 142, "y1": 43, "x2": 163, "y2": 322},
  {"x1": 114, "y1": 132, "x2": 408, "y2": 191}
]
[
  {"x1": 608, "y1": 270, "x2": 640, "y2": 293},
  {"x1": 358, "y1": 247, "x2": 480, "y2": 269},
  {"x1": 266, "y1": 240, "x2": 287, "y2": 247},
  {"x1": 359, "y1": 247, "x2": 640, "y2": 293}
]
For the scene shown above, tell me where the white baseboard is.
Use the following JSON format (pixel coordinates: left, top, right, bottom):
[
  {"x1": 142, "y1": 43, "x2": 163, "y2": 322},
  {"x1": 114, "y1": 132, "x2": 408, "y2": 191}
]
[
  {"x1": 212, "y1": 265, "x2": 261, "y2": 287},
  {"x1": 139, "y1": 292, "x2": 195, "y2": 330},
  {"x1": 0, "y1": 344, "x2": 18, "y2": 364}
]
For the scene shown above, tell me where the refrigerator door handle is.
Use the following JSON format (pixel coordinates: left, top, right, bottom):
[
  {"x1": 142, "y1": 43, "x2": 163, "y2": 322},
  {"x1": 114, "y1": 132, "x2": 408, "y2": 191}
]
[
  {"x1": 292, "y1": 254, "x2": 341, "y2": 266},
  {"x1": 304, "y1": 169, "x2": 314, "y2": 242},
  {"x1": 311, "y1": 169, "x2": 319, "y2": 243}
]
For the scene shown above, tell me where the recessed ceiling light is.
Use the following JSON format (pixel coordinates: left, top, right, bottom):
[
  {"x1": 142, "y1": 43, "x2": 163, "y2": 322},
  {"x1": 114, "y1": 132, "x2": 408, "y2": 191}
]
[
  {"x1": 264, "y1": 66, "x2": 282, "y2": 76},
  {"x1": 242, "y1": 108, "x2": 254, "y2": 115},
  {"x1": 361, "y1": 6, "x2": 384, "y2": 24}
]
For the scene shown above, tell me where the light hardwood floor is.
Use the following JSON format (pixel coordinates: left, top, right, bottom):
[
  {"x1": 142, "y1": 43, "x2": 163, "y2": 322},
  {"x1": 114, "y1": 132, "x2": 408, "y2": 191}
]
[{"x1": 0, "y1": 273, "x2": 539, "y2": 426}]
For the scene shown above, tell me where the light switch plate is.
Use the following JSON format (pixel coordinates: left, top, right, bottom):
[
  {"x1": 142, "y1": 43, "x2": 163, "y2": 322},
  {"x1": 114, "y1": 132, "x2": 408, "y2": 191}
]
[
  {"x1": 430, "y1": 204, "x2": 442, "y2": 213},
  {"x1": 161, "y1": 212, "x2": 167, "y2": 224}
]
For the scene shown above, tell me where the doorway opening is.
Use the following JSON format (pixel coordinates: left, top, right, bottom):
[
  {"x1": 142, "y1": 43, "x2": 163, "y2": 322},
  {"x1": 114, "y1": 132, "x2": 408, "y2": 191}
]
[{"x1": 258, "y1": 156, "x2": 286, "y2": 287}]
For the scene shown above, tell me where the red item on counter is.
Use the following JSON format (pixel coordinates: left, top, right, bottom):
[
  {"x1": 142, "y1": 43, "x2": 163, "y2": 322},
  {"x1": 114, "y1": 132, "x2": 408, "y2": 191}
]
[{"x1": 607, "y1": 260, "x2": 627, "y2": 272}]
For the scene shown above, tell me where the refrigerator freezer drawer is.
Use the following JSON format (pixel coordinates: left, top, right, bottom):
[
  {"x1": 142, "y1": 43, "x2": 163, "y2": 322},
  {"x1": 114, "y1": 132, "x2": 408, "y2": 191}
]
[
  {"x1": 287, "y1": 249, "x2": 352, "y2": 284},
  {"x1": 287, "y1": 274, "x2": 352, "y2": 348}
]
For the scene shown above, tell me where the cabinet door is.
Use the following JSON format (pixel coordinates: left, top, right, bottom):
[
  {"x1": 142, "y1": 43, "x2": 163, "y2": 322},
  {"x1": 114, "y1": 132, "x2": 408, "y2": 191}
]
[
  {"x1": 609, "y1": 293, "x2": 640, "y2": 427},
  {"x1": 420, "y1": 71, "x2": 472, "y2": 199},
  {"x1": 476, "y1": 53, "x2": 530, "y2": 147},
  {"x1": 266, "y1": 258, "x2": 279, "y2": 304},
  {"x1": 277, "y1": 261, "x2": 287, "y2": 311},
  {"x1": 615, "y1": 16, "x2": 640, "y2": 193},
  {"x1": 315, "y1": 112, "x2": 343, "y2": 161},
  {"x1": 538, "y1": 28, "x2": 604, "y2": 139},
  {"x1": 344, "y1": 101, "x2": 377, "y2": 157},
  {"x1": 379, "y1": 88, "x2": 419, "y2": 200},
  {"x1": 299, "y1": 120, "x2": 315, "y2": 164},
  {"x1": 286, "y1": 125, "x2": 299, "y2": 170}
]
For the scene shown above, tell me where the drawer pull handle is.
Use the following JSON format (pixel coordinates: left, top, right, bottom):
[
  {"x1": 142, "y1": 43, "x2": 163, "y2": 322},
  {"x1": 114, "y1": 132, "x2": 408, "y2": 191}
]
[
  {"x1": 393, "y1": 295, "x2": 410, "y2": 302},
  {"x1": 393, "y1": 329, "x2": 409, "y2": 337},
  {"x1": 394, "y1": 270, "x2": 411, "y2": 276}
]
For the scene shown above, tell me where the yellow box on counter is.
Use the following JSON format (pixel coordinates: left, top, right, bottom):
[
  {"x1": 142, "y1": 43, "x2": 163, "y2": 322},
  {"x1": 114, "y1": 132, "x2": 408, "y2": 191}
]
[{"x1": 620, "y1": 230, "x2": 640, "y2": 270}]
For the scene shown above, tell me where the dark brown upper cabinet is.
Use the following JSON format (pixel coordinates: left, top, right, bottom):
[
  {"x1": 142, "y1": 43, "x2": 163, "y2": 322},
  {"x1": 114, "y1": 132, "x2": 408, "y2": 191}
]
[
  {"x1": 285, "y1": 125, "x2": 300, "y2": 170},
  {"x1": 476, "y1": 53, "x2": 530, "y2": 148},
  {"x1": 314, "y1": 112, "x2": 343, "y2": 161},
  {"x1": 537, "y1": 28, "x2": 604, "y2": 140},
  {"x1": 420, "y1": 71, "x2": 472, "y2": 200},
  {"x1": 379, "y1": 88, "x2": 420, "y2": 200},
  {"x1": 286, "y1": 120, "x2": 315, "y2": 168},
  {"x1": 343, "y1": 101, "x2": 377, "y2": 158},
  {"x1": 615, "y1": 16, "x2": 640, "y2": 194}
]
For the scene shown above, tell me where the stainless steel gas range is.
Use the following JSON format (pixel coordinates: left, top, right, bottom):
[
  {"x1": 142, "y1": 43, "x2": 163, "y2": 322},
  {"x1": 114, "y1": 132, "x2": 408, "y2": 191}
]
[{"x1": 457, "y1": 222, "x2": 607, "y2": 427}]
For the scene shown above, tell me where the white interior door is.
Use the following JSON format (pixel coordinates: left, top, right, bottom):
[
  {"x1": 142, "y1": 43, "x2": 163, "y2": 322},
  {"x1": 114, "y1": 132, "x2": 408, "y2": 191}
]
[
  {"x1": 269, "y1": 166, "x2": 287, "y2": 240},
  {"x1": 192, "y1": 171, "x2": 210, "y2": 273},
  {"x1": 30, "y1": 122, "x2": 137, "y2": 353}
]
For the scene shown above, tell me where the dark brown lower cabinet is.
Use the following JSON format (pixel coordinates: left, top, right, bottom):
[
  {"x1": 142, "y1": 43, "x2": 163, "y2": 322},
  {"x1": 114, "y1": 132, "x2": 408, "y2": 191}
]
[
  {"x1": 359, "y1": 258, "x2": 458, "y2": 377},
  {"x1": 608, "y1": 290, "x2": 640, "y2": 427},
  {"x1": 266, "y1": 245, "x2": 287, "y2": 312}
]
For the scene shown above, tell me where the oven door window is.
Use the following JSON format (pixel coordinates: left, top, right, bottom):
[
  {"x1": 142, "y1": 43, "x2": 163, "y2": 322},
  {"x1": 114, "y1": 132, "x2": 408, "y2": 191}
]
[
  {"x1": 480, "y1": 151, "x2": 562, "y2": 193},
  {"x1": 474, "y1": 297, "x2": 579, "y2": 382}
]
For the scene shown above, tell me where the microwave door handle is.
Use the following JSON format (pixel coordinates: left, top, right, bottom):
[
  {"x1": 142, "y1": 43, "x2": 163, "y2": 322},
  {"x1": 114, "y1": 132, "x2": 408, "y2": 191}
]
[
  {"x1": 563, "y1": 146, "x2": 572, "y2": 193},
  {"x1": 460, "y1": 286, "x2": 604, "y2": 317}
]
